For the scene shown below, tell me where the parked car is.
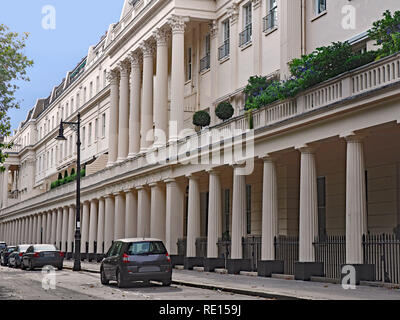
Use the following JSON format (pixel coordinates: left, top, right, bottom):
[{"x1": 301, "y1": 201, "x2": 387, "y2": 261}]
[
  {"x1": 1, "y1": 246, "x2": 17, "y2": 266},
  {"x1": 100, "y1": 238, "x2": 172, "y2": 288},
  {"x1": 21, "y1": 244, "x2": 64, "y2": 271},
  {"x1": 0, "y1": 242, "x2": 6, "y2": 253},
  {"x1": 8, "y1": 244, "x2": 32, "y2": 268}
]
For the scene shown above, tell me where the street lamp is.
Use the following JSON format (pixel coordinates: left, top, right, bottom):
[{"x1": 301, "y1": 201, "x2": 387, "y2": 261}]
[{"x1": 55, "y1": 113, "x2": 81, "y2": 271}]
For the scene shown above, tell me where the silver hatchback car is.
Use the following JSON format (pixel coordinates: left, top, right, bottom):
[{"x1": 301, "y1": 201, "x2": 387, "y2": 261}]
[{"x1": 100, "y1": 238, "x2": 172, "y2": 288}]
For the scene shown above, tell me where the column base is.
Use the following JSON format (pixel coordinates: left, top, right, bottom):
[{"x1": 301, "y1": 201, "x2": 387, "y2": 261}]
[
  {"x1": 294, "y1": 262, "x2": 324, "y2": 281},
  {"x1": 257, "y1": 260, "x2": 284, "y2": 277},
  {"x1": 340, "y1": 264, "x2": 375, "y2": 285},
  {"x1": 226, "y1": 259, "x2": 252, "y2": 274},
  {"x1": 184, "y1": 257, "x2": 204, "y2": 270},
  {"x1": 170, "y1": 255, "x2": 184, "y2": 267},
  {"x1": 80, "y1": 253, "x2": 88, "y2": 261},
  {"x1": 204, "y1": 258, "x2": 226, "y2": 272},
  {"x1": 116, "y1": 157, "x2": 126, "y2": 164},
  {"x1": 127, "y1": 153, "x2": 137, "y2": 160}
]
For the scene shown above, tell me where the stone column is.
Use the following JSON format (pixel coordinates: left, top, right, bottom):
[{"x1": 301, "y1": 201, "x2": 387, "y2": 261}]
[
  {"x1": 67, "y1": 206, "x2": 75, "y2": 253},
  {"x1": 88, "y1": 199, "x2": 98, "y2": 255},
  {"x1": 137, "y1": 186, "x2": 150, "y2": 238},
  {"x1": 107, "y1": 70, "x2": 120, "y2": 167},
  {"x1": 207, "y1": 170, "x2": 222, "y2": 259},
  {"x1": 56, "y1": 208, "x2": 63, "y2": 250},
  {"x1": 140, "y1": 40, "x2": 155, "y2": 152},
  {"x1": 32, "y1": 216, "x2": 37, "y2": 244},
  {"x1": 124, "y1": 189, "x2": 138, "y2": 238},
  {"x1": 345, "y1": 135, "x2": 367, "y2": 264},
  {"x1": 61, "y1": 207, "x2": 68, "y2": 252},
  {"x1": 3, "y1": 165, "x2": 9, "y2": 208},
  {"x1": 168, "y1": 15, "x2": 186, "y2": 140},
  {"x1": 97, "y1": 198, "x2": 105, "y2": 254},
  {"x1": 51, "y1": 209, "x2": 57, "y2": 245},
  {"x1": 127, "y1": 52, "x2": 142, "y2": 158},
  {"x1": 186, "y1": 175, "x2": 201, "y2": 258},
  {"x1": 261, "y1": 156, "x2": 279, "y2": 261},
  {"x1": 231, "y1": 166, "x2": 246, "y2": 260},
  {"x1": 46, "y1": 212, "x2": 52, "y2": 243},
  {"x1": 114, "y1": 192, "x2": 125, "y2": 240},
  {"x1": 153, "y1": 27, "x2": 169, "y2": 145},
  {"x1": 37, "y1": 214, "x2": 42, "y2": 244},
  {"x1": 150, "y1": 182, "x2": 166, "y2": 241},
  {"x1": 28, "y1": 216, "x2": 33, "y2": 244},
  {"x1": 42, "y1": 213, "x2": 47, "y2": 244},
  {"x1": 81, "y1": 201, "x2": 90, "y2": 254},
  {"x1": 165, "y1": 178, "x2": 184, "y2": 255},
  {"x1": 117, "y1": 61, "x2": 130, "y2": 162},
  {"x1": 104, "y1": 195, "x2": 115, "y2": 252}
]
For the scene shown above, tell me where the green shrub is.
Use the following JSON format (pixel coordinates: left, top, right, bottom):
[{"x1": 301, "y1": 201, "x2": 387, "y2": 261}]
[
  {"x1": 57, "y1": 172, "x2": 63, "y2": 180},
  {"x1": 70, "y1": 168, "x2": 76, "y2": 176},
  {"x1": 193, "y1": 110, "x2": 211, "y2": 128},
  {"x1": 50, "y1": 181, "x2": 56, "y2": 189},
  {"x1": 64, "y1": 170, "x2": 69, "y2": 179},
  {"x1": 81, "y1": 169, "x2": 86, "y2": 177},
  {"x1": 215, "y1": 101, "x2": 234, "y2": 121}
]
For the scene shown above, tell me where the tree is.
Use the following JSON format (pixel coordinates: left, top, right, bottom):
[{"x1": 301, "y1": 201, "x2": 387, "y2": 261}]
[{"x1": 0, "y1": 24, "x2": 33, "y2": 170}]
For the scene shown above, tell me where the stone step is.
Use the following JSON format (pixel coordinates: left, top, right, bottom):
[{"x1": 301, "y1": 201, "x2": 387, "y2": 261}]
[
  {"x1": 271, "y1": 273, "x2": 294, "y2": 280},
  {"x1": 239, "y1": 271, "x2": 258, "y2": 277},
  {"x1": 193, "y1": 267, "x2": 205, "y2": 272},
  {"x1": 215, "y1": 268, "x2": 228, "y2": 274},
  {"x1": 310, "y1": 276, "x2": 339, "y2": 284},
  {"x1": 174, "y1": 265, "x2": 184, "y2": 270}
]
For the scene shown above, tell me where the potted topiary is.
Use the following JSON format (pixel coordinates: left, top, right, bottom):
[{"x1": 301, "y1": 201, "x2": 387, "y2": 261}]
[
  {"x1": 215, "y1": 101, "x2": 234, "y2": 121},
  {"x1": 57, "y1": 172, "x2": 63, "y2": 180},
  {"x1": 193, "y1": 110, "x2": 211, "y2": 131}
]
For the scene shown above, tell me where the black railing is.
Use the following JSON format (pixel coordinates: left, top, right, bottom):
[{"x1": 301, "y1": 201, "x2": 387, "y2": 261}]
[
  {"x1": 363, "y1": 234, "x2": 400, "y2": 284},
  {"x1": 195, "y1": 237, "x2": 208, "y2": 258},
  {"x1": 263, "y1": 8, "x2": 278, "y2": 32},
  {"x1": 239, "y1": 25, "x2": 252, "y2": 47},
  {"x1": 218, "y1": 40, "x2": 230, "y2": 60},
  {"x1": 314, "y1": 235, "x2": 346, "y2": 279},
  {"x1": 177, "y1": 238, "x2": 187, "y2": 256},
  {"x1": 217, "y1": 237, "x2": 231, "y2": 260},
  {"x1": 274, "y1": 235, "x2": 299, "y2": 275},
  {"x1": 242, "y1": 235, "x2": 261, "y2": 272},
  {"x1": 200, "y1": 54, "x2": 210, "y2": 72}
]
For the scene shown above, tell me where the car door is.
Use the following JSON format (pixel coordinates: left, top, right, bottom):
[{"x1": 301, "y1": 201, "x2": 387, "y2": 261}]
[
  {"x1": 23, "y1": 246, "x2": 33, "y2": 267},
  {"x1": 109, "y1": 242, "x2": 123, "y2": 280},
  {"x1": 103, "y1": 243, "x2": 116, "y2": 278}
]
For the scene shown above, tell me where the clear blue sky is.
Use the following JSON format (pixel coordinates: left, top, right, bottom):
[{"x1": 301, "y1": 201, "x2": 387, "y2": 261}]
[{"x1": 0, "y1": 0, "x2": 124, "y2": 131}]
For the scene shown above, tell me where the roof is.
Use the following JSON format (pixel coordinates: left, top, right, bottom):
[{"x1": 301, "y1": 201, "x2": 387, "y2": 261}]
[{"x1": 115, "y1": 238, "x2": 164, "y2": 243}]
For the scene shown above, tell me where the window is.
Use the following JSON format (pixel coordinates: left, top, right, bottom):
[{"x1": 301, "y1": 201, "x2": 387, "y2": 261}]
[
  {"x1": 66, "y1": 102, "x2": 69, "y2": 118},
  {"x1": 96, "y1": 76, "x2": 100, "y2": 93},
  {"x1": 71, "y1": 98, "x2": 74, "y2": 113},
  {"x1": 200, "y1": 34, "x2": 211, "y2": 72},
  {"x1": 88, "y1": 122, "x2": 92, "y2": 145},
  {"x1": 264, "y1": 0, "x2": 278, "y2": 31},
  {"x1": 240, "y1": 3, "x2": 252, "y2": 47},
  {"x1": 223, "y1": 189, "x2": 230, "y2": 238},
  {"x1": 95, "y1": 118, "x2": 98, "y2": 141},
  {"x1": 246, "y1": 185, "x2": 251, "y2": 235},
  {"x1": 126, "y1": 241, "x2": 167, "y2": 255},
  {"x1": 61, "y1": 107, "x2": 64, "y2": 120},
  {"x1": 186, "y1": 47, "x2": 192, "y2": 81},
  {"x1": 69, "y1": 137, "x2": 72, "y2": 156},
  {"x1": 315, "y1": 0, "x2": 327, "y2": 15},
  {"x1": 317, "y1": 177, "x2": 326, "y2": 239},
  {"x1": 102, "y1": 113, "x2": 106, "y2": 138},
  {"x1": 76, "y1": 93, "x2": 80, "y2": 108},
  {"x1": 90, "y1": 82, "x2": 93, "y2": 98},
  {"x1": 218, "y1": 20, "x2": 230, "y2": 60},
  {"x1": 103, "y1": 70, "x2": 107, "y2": 88},
  {"x1": 82, "y1": 127, "x2": 86, "y2": 148},
  {"x1": 83, "y1": 87, "x2": 87, "y2": 104},
  {"x1": 52, "y1": 116, "x2": 54, "y2": 130}
]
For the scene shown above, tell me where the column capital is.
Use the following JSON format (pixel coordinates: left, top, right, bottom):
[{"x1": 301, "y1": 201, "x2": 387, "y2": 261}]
[
  {"x1": 167, "y1": 15, "x2": 187, "y2": 34},
  {"x1": 128, "y1": 51, "x2": 143, "y2": 69},
  {"x1": 296, "y1": 144, "x2": 317, "y2": 154},
  {"x1": 227, "y1": 3, "x2": 239, "y2": 24},
  {"x1": 341, "y1": 132, "x2": 368, "y2": 143},
  {"x1": 164, "y1": 178, "x2": 176, "y2": 184},
  {"x1": 208, "y1": 20, "x2": 218, "y2": 39},
  {"x1": 153, "y1": 27, "x2": 170, "y2": 47},
  {"x1": 186, "y1": 173, "x2": 200, "y2": 180},
  {"x1": 106, "y1": 69, "x2": 120, "y2": 85},
  {"x1": 139, "y1": 39, "x2": 156, "y2": 58},
  {"x1": 123, "y1": 187, "x2": 134, "y2": 194},
  {"x1": 206, "y1": 168, "x2": 222, "y2": 175},
  {"x1": 259, "y1": 154, "x2": 277, "y2": 162},
  {"x1": 117, "y1": 60, "x2": 130, "y2": 77}
]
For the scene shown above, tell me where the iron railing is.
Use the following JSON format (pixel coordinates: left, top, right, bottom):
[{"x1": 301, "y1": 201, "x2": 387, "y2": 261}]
[
  {"x1": 274, "y1": 235, "x2": 299, "y2": 275},
  {"x1": 242, "y1": 235, "x2": 261, "y2": 272},
  {"x1": 195, "y1": 237, "x2": 208, "y2": 258},
  {"x1": 177, "y1": 237, "x2": 187, "y2": 256},
  {"x1": 313, "y1": 235, "x2": 346, "y2": 279},
  {"x1": 363, "y1": 234, "x2": 400, "y2": 284},
  {"x1": 218, "y1": 40, "x2": 230, "y2": 60},
  {"x1": 200, "y1": 53, "x2": 210, "y2": 72},
  {"x1": 239, "y1": 25, "x2": 252, "y2": 47},
  {"x1": 217, "y1": 237, "x2": 231, "y2": 260},
  {"x1": 263, "y1": 8, "x2": 278, "y2": 32}
]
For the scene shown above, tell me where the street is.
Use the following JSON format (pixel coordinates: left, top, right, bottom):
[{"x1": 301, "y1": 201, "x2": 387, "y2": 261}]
[{"x1": 0, "y1": 266, "x2": 265, "y2": 300}]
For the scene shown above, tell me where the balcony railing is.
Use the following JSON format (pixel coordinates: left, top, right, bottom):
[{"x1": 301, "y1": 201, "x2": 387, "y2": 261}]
[
  {"x1": 200, "y1": 53, "x2": 210, "y2": 72},
  {"x1": 239, "y1": 25, "x2": 252, "y2": 47},
  {"x1": 263, "y1": 8, "x2": 278, "y2": 32},
  {"x1": 218, "y1": 40, "x2": 230, "y2": 60}
]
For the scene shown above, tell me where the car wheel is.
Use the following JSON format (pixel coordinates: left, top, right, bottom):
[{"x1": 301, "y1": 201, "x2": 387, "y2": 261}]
[
  {"x1": 57, "y1": 265, "x2": 63, "y2": 271},
  {"x1": 100, "y1": 268, "x2": 109, "y2": 285},
  {"x1": 116, "y1": 269, "x2": 127, "y2": 288},
  {"x1": 21, "y1": 261, "x2": 26, "y2": 270},
  {"x1": 162, "y1": 279, "x2": 172, "y2": 287}
]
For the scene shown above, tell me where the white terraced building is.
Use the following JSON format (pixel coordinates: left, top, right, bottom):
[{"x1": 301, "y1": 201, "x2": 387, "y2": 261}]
[{"x1": 1, "y1": 0, "x2": 400, "y2": 283}]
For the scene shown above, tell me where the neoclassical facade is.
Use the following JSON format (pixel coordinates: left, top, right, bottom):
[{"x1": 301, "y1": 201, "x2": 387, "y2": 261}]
[{"x1": 1, "y1": 0, "x2": 400, "y2": 283}]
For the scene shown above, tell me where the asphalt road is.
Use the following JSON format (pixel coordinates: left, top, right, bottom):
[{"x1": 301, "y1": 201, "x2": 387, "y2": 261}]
[{"x1": 0, "y1": 265, "x2": 265, "y2": 300}]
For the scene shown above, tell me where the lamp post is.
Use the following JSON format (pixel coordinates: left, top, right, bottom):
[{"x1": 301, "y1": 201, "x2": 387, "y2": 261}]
[{"x1": 56, "y1": 113, "x2": 81, "y2": 271}]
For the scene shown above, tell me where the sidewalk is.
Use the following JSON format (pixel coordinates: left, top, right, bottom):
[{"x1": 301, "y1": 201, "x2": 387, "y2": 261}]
[{"x1": 63, "y1": 260, "x2": 400, "y2": 300}]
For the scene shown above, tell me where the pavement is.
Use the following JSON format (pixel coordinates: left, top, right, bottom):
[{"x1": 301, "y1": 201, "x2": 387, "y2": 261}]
[{"x1": 63, "y1": 260, "x2": 400, "y2": 300}]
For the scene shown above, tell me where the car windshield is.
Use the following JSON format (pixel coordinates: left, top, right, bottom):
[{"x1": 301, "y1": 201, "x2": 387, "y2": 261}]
[
  {"x1": 7, "y1": 247, "x2": 16, "y2": 253},
  {"x1": 34, "y1": 245, "x2": 57, "y2": 252},
  {"x1": 0, "y1": 244, "x2": 6, "y2": 250},
  {"x1": 126, "y1": 241, "x2": 167, "y2": 255},
  {"x1": 18, "y1": 245, "x2": 31, "y2": 252}
]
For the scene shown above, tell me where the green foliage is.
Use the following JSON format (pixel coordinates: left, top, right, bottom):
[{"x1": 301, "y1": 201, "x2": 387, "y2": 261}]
[
  {"x1": 368, "y1": 10, "x2": 400, "y2": 59},
  {"x1": 81, "y1": 169, "x2": 86, "y2": 177},
  {"x1": 70, "y1": 168, "x2": 75, "y2": 176},
  {"x1": 0, "y1": 24, "x2": 33, "y2": 168},
  {"x1": 57, "y1": 172, "x2": 63, "y2": 180},
  {"x1": 193, "y1": 110, "x2": 211, "y2": 128},
  {"x1": 215, "y1": 101, "x2": 234, "y2": 121}
]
